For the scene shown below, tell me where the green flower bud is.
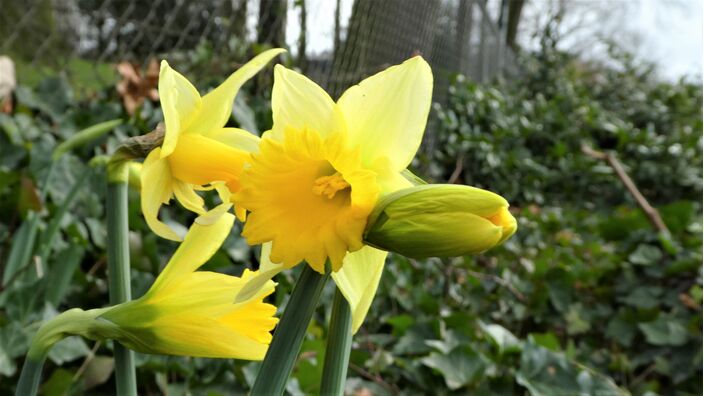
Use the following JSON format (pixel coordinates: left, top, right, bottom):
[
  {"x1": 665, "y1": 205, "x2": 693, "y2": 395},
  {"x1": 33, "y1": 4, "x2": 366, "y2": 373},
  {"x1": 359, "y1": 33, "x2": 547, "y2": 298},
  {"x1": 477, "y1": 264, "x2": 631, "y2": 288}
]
[{"x1": 364, "y1": 184, "x2": 517, "y2": 258}]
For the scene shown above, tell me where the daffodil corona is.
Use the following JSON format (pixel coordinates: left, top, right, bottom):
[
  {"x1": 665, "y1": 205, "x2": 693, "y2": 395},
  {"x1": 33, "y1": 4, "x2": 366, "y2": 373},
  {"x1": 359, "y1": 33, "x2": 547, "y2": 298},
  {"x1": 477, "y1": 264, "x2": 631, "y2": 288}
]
[{"x1": 141, "y1": 49, "x2": 284, "y2": 241}]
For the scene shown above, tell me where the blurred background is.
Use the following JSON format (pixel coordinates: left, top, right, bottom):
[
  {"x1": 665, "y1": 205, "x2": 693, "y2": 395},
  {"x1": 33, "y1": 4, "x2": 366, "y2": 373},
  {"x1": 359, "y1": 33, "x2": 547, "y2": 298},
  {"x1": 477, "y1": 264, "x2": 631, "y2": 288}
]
[{"x1": 0, "y1": 0, "x2": 701, "y2": 395}]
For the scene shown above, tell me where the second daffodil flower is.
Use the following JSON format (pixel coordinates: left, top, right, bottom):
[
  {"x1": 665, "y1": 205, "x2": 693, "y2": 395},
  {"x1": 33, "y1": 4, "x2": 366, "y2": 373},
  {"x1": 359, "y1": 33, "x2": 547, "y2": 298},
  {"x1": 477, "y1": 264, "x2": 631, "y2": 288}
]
[
  {"x1": 141, "y1": 48, "x2": 284, "y2": 241},
  {"x1": 235, "y1": 57, "x2": 436, "y2": 332},
  {"x1": 28, "y1": 212, "x2": 278, "y2": 361}
]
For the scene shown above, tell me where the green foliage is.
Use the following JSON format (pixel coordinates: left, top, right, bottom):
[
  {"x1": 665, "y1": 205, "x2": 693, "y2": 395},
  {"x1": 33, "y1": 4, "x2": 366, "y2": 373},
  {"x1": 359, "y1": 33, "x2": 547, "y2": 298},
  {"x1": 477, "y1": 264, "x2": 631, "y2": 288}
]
[
  {"x1": 0, "y1": 36, "x2": 700, "y2": 395},
  {"x1": 414, "y1": 37, "x2": 702, "y2": 394}
]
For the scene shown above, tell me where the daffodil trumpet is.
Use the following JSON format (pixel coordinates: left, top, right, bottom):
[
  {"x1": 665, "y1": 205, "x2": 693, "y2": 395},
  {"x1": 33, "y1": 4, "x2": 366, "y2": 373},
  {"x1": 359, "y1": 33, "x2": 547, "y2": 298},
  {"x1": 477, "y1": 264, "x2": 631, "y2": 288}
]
[
  {"x1": 15, "y1": 212, "x2": 278, "y2": 396},
  {"x1": 141, "y1": 48, "x2": 285, "y2": 241}
]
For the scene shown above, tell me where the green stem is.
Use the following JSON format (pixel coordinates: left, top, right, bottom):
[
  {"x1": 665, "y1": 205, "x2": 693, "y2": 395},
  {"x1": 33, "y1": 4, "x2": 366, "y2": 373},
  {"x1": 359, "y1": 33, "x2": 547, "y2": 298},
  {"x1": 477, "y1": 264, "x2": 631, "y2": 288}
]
[
  {"x1": 320, "y1": 288, "x2": 353, "y2": 396},
  {"x1": 251, "y1": 265, "x2": 329, "y2": 396},
  {"x1": 15, "y1": 356, "x2": 46, "y2": 396},
  {"x1": 106, "y1": 162, "x2": 137, "y2": 396},
  {"x1": 15, "y1": 308, "x2": 110, "y2": 396}
]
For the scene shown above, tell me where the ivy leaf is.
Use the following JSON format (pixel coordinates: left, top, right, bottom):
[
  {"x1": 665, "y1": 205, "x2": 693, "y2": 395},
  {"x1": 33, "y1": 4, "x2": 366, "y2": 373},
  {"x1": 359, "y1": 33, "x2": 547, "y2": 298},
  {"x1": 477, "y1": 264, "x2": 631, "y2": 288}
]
[
  {"x1": 628, "y1": 244, "x2": 663, "y2": 266},
  {"x1": 48, "y1": 336, "x2": 90, "y2": 365},
  {"x1": 421, "y1": 348, "x2": 486, "y2": 390},
  {"x1": 479, "y1": 321, "x2": 522, "y2": 354},
  {"x1": 638, "y1": 316, "x2": 688, "y2": 346},
  {"x1": 517, "y1": 341, "x2": 628, "y2": 396}
]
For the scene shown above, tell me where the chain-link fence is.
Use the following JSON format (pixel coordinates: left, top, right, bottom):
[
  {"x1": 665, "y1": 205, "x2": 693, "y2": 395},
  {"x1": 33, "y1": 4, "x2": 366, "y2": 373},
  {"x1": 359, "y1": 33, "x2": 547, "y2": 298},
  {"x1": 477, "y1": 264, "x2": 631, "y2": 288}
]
[{"x1": 1, "y1": 0, "x2": 514, "y2": 101}]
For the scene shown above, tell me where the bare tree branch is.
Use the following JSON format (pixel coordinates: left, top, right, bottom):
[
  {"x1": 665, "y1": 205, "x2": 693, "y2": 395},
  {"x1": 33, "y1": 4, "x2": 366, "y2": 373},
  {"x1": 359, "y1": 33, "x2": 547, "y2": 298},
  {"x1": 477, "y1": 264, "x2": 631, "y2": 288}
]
[{"x1": 582, "y1": 144, "x2": 670, "y2": 235}]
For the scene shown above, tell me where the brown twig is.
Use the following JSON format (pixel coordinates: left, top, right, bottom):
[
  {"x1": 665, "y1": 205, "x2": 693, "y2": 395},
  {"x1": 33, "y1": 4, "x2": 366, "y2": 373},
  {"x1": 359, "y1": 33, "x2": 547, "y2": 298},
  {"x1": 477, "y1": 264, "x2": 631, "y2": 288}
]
[
  {"x1": 630, "y1": 363, "x2": 657, "y2": 387},
  {"x1": 72, "y1": 341, "x2": 102, "y2": 382},
  {"x1": 581, "y1": 144, "x2": 670, "y2": 234},
  {"x1": 348, "y1": 362, "x2": 400, "y2": 394},
  {"x1": 466, "y1": 269, "x2": 527, "y2": 302},
  {"x1": 448, "y1": 155, "x2": 464, "y2": 184},
  {"x1": 112, "y1": 123, "x2": 165, "y2": 162},
  {"x1": 0, "y1": 259, "x2": 34, "y2": 292}
]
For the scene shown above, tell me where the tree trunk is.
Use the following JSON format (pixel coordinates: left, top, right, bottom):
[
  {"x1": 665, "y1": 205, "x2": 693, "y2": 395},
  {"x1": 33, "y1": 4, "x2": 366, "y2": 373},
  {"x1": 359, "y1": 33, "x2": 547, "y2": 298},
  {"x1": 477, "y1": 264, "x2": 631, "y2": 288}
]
[
  {"x1": 297, "y1": 0, "x2": 308, "y2": 72},
  {"x1": 506, "y1": 0, "x2": 525, "y2": 50},
  {"x1": 257, "y1": 0, "x2": 287, "y2": 48}
]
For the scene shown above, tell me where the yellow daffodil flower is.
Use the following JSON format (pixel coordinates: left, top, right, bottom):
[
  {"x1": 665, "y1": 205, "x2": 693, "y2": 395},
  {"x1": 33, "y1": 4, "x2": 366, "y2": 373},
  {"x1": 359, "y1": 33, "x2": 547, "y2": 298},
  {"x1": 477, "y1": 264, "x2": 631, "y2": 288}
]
[
  {"x1": 141, "y1": 48, "x2": 285, "y2": 241},
  {"x1": 235, "y1": 57, "x2": 433, "y2": 332},
  {"x1": 101, "y1": 211, "x2": 277, "y2": 358},
  {"x1": 28, "y1": 212, "x2": 278, "y2": 360}
]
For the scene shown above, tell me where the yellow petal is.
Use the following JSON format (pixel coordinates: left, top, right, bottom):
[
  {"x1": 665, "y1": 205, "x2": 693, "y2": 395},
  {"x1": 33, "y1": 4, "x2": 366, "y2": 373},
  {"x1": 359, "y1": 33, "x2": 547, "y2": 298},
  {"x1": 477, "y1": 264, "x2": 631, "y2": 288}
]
[
  {"x1": 189, "y1": 48, "x2": 285, "y2": 136},
  {"x1": 331, "y1": 246, "x2": 388, "y2": 333},
  {"x1": 193, "y1": 186, "x2": 233, "y2": 226},
  {"x1": 150, "y1": 212, "x2": 235, "y2": 293},
  {"x1": 337, "y1": 56, "x2": 433, "y2": 170},
  {"x1": 151, "y1": 270, "x2": 275, "y2": 317},
  {"x1": 158, "y1": 60, "x2": 202, "y2": 158},
  {"x1": 270, "y1": 65, "x2": 345, "y2": 141},
  {"x1": 208, "y1": 127, "x2": 261, "y2": 153},
  {"x1": 172, "y1": 180, "x2": 206, "y2": 214},
  {"x1": 374, "y1": 160, "x2": 414, "y2": 196},
  {"x1": 140, "y1": 149, "x2": 181, "y2": 241},
  {"x1": 234, "y1": 242, "x2": 284, "y2": 303}
]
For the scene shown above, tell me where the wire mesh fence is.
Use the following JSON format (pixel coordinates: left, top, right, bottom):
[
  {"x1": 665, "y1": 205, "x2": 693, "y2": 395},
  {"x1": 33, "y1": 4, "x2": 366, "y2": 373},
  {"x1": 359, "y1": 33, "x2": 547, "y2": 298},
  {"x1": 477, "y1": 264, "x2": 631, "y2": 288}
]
[{"x1": 1, "y1": 0, "x2": 514, "y2": 101}]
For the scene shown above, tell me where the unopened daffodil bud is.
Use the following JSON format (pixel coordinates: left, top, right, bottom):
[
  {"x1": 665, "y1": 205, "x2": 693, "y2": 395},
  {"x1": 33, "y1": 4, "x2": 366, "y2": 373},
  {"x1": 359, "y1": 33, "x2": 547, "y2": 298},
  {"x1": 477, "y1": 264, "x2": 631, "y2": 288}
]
[{"x1": 363, "y1": 184, "x2": 517, "y2": 258}]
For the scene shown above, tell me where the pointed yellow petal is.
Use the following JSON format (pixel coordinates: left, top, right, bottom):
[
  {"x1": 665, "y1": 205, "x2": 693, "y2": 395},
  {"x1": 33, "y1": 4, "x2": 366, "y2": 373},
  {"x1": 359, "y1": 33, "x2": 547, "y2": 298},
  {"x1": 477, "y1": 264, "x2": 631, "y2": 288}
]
[
  {"x1": 209, "y1": 127, "x2": 261, "y2": 152},
  {"x1": 189, "y1": 49, "x2": 285, "y2": 136},
  {"x1": 150, "y1": 212, "x2": 235, "y2": 293},
  {"x1": 158, "y1": 60, "x2": 202, "y2": 158},
  {"x1": 331, "y1": 246, "x2": 388, "y2": 333},
  {"x1": 271, "y1": 65, "x2": 345, "y2": 140},
  {"x1": 374, "y1": 160, "x2": 414, "y2": 196},
  {"x1": 337, "y1": 56, "x2": 433, "y2": 170},
  {"x1": 195, "y1": 182, "x2": 232, "y2": 225},
  {"x1": 172, "y1": 180, "x2": 206, "y2": 214},
  {"x1": 234, "y1": 242, "x2": 284, "y2": 303},
  {"x1": 140, "y1": 149, "x2": 181, "y2": 241},
  {"x1": 150, "y1": 270, "x2": 275, "y2": 317}
]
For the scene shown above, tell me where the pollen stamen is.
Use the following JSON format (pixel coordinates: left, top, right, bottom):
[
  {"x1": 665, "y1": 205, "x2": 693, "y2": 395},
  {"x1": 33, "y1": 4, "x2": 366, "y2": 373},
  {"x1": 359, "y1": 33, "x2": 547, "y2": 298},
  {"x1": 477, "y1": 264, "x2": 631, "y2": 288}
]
[{"x1": 312, "y1": 173, "x2": 350, "y2": 199}]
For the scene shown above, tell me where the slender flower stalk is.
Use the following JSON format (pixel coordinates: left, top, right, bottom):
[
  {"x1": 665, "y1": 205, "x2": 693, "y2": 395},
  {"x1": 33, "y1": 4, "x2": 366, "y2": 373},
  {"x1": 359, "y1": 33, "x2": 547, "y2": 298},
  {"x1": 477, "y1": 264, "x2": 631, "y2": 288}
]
[
  {"x1": 15, "y1": 308, "x2": 110, "y2": 396},
  {"x1": 15, "y1": 356, "x2": 46, "y2": 396},
  {"x1": 250, "y1": 265, "x2": 329, "y2": 395},
  {"x1": 106, "y1": 160, "x2": 138, "y2": 396},
  {"x1": 320, "y1": 288, "x2": 353, "y2": 396}
]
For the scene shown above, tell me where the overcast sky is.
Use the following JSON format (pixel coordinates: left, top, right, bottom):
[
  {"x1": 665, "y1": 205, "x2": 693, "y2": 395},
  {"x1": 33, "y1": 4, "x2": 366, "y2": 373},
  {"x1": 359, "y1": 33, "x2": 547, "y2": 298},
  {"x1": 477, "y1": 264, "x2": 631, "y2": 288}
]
[
  {"x1": 520, "y1": 0, "x2": 703, "y2": 81},
  {"x1": 276, "y1": 0, "x2": 702, "y2": 81}
]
